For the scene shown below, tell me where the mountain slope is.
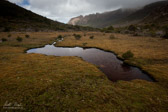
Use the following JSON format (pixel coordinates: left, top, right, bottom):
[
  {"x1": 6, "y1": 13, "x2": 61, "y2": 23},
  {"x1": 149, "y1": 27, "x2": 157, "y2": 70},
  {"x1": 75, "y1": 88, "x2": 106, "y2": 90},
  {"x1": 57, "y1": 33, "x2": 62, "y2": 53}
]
[
  {"x1": 120, "y1": 1, "x2": 168, "y2": 26},
  {"x1": 68, "y1": 9, "x2": 136, "y2": 28},
  {"x1": 0, "y1": 0, "x2": 94, "y2": 31},
  {"x1": 141, "y1": 3, "x2": 168, "y2": 25},
  {"x1": 68, "y1": 1, "x2": 168, "y2": 28}
]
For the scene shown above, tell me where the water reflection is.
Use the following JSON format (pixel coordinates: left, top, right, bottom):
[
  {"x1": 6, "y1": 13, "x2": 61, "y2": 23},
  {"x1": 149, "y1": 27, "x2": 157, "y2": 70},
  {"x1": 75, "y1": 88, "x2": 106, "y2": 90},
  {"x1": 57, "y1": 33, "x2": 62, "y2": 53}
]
[{"x1": 27, "y1": 44, "x2": 154, "y2": 82}]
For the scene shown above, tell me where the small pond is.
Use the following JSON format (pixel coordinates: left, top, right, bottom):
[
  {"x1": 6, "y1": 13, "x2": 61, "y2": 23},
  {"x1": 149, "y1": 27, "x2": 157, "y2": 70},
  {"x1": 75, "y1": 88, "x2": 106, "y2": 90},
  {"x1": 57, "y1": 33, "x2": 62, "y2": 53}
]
[{"x1": 27, "y1": 44, "x2": 154, "y2": 82}]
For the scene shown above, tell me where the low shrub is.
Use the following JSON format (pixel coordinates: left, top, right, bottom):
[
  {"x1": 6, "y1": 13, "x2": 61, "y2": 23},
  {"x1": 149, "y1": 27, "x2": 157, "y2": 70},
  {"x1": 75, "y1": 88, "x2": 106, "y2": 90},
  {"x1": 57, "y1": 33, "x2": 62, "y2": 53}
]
[
  {"x1": 107, "y1": 26, "x2": 114, "y2": 31},
  {"x1": 151, "y1": 23, "x2": 156, "y2": 27},
  {"x1": 57, "y1": 35, "x2": 63, "y2": 40},
  {"x1": 162, "y1": 25, "x2": 168, "y2": 31},
  {"x1": 124, "y1": 30, "x2": 130, "y2": 34},
  {"x1": 74, "y1": 34, "x2": 82, "y2": 40},
  {"x1": 149, "y1": 31, "x2": 156, "y2": 37},
  {"x1": 25, "y1": 34, "x2": 30, "y2": 38},
  {"x1": 163, "y1": 31, "x2": 168, "y2": 39},
  {"x1": 4, "y1": 27, "x2": 10, "y2": 32},
  {"x1": 90, "y1": 36, "x2": 94, "y2": 39},
  {"x1": 105, "y1": 30, "x2": 112, "y2": 33},
  {"x1": 8, "y1": 34, "x2": 11, "y2": 38},
  {"x1": 16, "y1": 37, "x2": 23, "y2": 42},
  {"x1": 133, "y1": 32, "x2": 142, "y2": 36},
  {"x1": 128, "y1": 25, "x2": 137, "y2": 32},
  {"x1": 63, "y1": 35, "x2": 67, "y2": 38},
  {"x1": 83, "y1": 43, "x2": 87, "y2": 46},
  {"x1": 101, "y1": 26, "x2": 114, "y2": 33},
  {"x1": 133, "y1": 33, "x2": 138, "y2": 36},
  {"x1": 1, "y1": 38, "x2": 7, "y2": 42},
  {"x1": 122, "y1": 50, "x2": 134, "y2": 60},
  {"x1": 109, "y1": 34, "x2": 116, "y2": 39}
]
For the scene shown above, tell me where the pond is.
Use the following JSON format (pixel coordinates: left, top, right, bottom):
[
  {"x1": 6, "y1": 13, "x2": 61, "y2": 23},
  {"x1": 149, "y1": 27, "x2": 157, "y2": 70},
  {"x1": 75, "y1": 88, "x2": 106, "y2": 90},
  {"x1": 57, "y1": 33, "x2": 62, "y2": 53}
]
[{"x1": 27, "y1": 44, "x2": 154, "y2": 82}]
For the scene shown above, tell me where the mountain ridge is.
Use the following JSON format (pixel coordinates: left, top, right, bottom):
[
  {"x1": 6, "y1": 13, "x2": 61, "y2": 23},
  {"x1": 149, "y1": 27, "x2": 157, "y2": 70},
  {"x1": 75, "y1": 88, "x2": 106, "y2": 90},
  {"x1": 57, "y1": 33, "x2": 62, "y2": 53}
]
[
  {"x1": 68, "y1": 1, "x2": 168, "y2": 28},
  {"x1": 0, "y1": 0, "x2": 95, "y2": 32}
]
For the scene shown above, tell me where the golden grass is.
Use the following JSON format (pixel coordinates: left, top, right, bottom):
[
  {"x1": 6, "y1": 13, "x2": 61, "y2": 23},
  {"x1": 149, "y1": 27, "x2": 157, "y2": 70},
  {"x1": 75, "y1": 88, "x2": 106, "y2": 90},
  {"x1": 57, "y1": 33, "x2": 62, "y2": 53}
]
[
  {"x1": 57, "y1": 32, "x2": 168, "y2": 86},
  {"x1": 0, "y1": 32, "x2": 168, "y2": 111}
]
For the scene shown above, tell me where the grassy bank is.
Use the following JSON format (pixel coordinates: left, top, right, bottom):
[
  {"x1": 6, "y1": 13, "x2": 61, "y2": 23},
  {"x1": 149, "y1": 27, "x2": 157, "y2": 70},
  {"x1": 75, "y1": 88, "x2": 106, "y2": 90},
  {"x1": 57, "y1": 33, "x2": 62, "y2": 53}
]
[{"x1": 0, "y1": 32, "x2": 168, "y2": 111}]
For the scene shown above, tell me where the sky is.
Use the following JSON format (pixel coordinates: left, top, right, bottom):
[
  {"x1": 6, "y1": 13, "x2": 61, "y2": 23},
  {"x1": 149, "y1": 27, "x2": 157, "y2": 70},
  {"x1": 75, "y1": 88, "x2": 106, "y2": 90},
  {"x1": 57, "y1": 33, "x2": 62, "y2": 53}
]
[{"x1": 8, "y1": 0, "x2": 162, "y2": 23}]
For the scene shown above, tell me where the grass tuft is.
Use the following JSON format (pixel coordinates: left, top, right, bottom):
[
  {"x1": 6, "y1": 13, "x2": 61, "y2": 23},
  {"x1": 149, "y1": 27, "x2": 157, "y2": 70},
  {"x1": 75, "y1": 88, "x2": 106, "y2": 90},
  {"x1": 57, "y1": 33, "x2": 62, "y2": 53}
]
[
  {"x1": 16, "y1": 36, "x2": 23, "y2": 42},
  {"x1": 122, "y1": 50, "x2": 134, "y2": 60}
]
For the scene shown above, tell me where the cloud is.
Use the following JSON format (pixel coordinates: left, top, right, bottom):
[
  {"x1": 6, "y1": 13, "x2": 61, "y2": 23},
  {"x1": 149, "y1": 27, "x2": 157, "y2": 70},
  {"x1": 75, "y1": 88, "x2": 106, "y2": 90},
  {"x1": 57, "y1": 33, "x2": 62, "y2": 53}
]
[
  {"x1": 9, "y1": 0, "x2": 23, "y2": 4},
  {"x1": 9, "y1": 0, "x2": 162, "y2": 23},
  {"x1": 8, "y1": 0, "x2": 29, "y2": 5}
]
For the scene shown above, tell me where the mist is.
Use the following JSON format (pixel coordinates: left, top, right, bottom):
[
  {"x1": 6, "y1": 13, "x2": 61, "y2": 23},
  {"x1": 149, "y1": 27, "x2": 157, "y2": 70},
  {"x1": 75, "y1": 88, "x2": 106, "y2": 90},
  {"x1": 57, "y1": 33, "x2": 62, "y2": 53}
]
[{"x1": 9, "y1": 0, "x2": 163, "y2": 23}]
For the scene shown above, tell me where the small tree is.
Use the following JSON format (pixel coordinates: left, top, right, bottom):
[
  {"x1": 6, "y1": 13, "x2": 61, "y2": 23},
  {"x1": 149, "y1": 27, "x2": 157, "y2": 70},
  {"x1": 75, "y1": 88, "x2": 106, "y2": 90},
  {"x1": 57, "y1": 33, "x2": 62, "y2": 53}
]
[
  {"x1": 16, "y1": 37, "x2": 23, "y2": 42},
  {"x1": 122, "y1": 50, "x2": 134, "y2": 60}
]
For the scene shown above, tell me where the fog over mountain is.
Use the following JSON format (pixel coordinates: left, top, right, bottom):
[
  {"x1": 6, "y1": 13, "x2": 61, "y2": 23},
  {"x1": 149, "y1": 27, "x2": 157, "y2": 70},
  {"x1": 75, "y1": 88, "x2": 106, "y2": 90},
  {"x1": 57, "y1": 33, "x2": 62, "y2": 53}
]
[{"x1": 9, "y1": 0, "x2": 163, "y2": 23}]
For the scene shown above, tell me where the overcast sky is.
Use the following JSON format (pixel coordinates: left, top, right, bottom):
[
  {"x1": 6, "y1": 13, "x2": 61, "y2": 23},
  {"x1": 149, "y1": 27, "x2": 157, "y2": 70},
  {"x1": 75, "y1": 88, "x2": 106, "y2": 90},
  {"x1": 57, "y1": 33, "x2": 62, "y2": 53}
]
[{"x1": 9, "y1": 0, "x2": 162, "y2": 23}]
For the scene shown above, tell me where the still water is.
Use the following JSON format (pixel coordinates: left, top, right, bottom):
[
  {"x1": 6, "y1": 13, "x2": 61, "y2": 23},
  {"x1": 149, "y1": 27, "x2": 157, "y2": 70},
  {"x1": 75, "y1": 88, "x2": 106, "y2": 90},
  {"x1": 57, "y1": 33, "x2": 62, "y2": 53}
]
[{"x1": 27, "y1": 44, "x2": 154, "y2": 82}]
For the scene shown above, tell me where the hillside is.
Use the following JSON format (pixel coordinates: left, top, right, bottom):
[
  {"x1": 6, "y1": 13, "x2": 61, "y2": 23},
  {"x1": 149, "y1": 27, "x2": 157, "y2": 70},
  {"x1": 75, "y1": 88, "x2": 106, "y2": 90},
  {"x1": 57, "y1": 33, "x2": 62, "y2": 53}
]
[
  {"x1": 142, "y1": 3, "x2": 168, "y2": 25},
  {"x1": 0, "y1": 0, "x2": 94, "y2": 32},
  {"x1": 68, "y1": 9, "x2": 135, "y2": 28},
  {"x1": 68, "y1": 1, "x2": 168, "y2": 28},
  {"x1": 121, "y1": 1, "x2": 168, "y2": 26}
]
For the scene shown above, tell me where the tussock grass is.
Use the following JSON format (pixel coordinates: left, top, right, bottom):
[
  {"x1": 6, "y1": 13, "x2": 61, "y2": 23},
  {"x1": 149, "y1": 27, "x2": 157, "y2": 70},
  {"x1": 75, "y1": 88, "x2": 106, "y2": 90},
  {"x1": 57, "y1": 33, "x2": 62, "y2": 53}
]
[
  {"x1": 58, "y1": 32, "x2": 168, "y2": 85},
  {"x1": 0, "y1": 32, "x2": 168, "y2": 111}
]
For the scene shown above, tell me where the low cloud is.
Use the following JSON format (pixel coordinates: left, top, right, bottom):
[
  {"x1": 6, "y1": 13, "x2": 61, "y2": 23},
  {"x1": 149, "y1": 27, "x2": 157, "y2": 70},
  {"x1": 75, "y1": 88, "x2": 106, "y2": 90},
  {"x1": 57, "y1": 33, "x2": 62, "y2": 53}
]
[
  {"x1": 9, "y1": 0, "x2": 162, "y2": 23},
  {"x1": 9, "y1": 0, "x2": 23, "y2": 4}
]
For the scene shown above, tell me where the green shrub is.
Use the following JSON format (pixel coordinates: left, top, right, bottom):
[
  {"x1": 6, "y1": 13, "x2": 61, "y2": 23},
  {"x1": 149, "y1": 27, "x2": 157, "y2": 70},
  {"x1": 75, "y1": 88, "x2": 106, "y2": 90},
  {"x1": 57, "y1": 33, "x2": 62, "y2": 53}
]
[
  {"x1": 124, "y1": 30, "x2": 130, "y2": 34},
  {"x1": 101, "y1": 26, "x2": 114, "y2": 33},
  {"x1": 74, "y1": 34, "x2": 82, "y2": 40},
  {"x1": 150, "y1": 31, "x2": 156, "y2": 37},
  {"x1": 25, "y1": 34, "x2": 30, "y2": 38},
  {"x1": 163, "y1": 31, "x2": 168, "y2": 39},
  {"x1": 151, "y1": 23, "x2": 156, "y2": 27},
  {"x1": 122, "y1": 50, "x2": 134, "y2": 60},
  {"x1": 90, "y1": 36, "x2": 94, "y2": 39},
  {"x1": 107, "y1": 26, "x2": 114, "y2": 31},
  {"x1": 16, "y1": 37, "x2": 23, "y2": 42},
  {"x1": 8, "y1": 34, "x2": 11, "y2": 38},
  {"x1": 100, "y1": 29, "x2": 105, "y2": 32},
  {"x1": 4, "y1": 27, "x2": 10, "y2": 32},
  {"x1": 128, "y1": 25, "x2": 137, "y2": 31},
  {"x1": 1, "y1": 38, "x2": 7, "y2": 42},
  {"x1": 57, "y1": 35, "x2": 63, "y2": 40},
  {"x1": 63, "y1": 35, "x2": 67, "y2": 38},
  {"x1": 133, "y1": 33, "x2": 140, "y2": 36},
  {"x1": 162, "y1": 25, "x2": 168, "y2": 31},
  {"x1": 83, "y1": 43, "x2": 87, "y2": 46},
  {"x1": 109, "y1": 34, "x2": 116, "y2": 39},
  {"x1": 105, "y1": 30, "x2": 112, "y2": 33}
]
